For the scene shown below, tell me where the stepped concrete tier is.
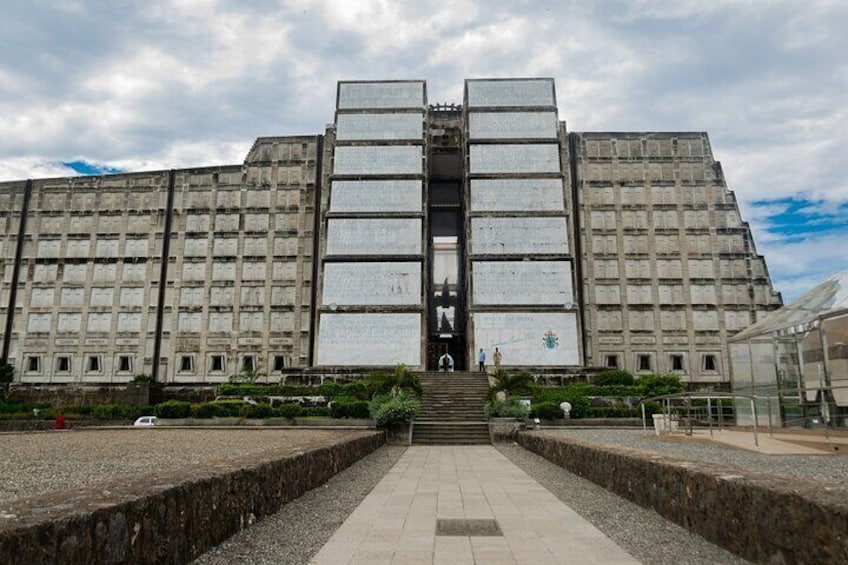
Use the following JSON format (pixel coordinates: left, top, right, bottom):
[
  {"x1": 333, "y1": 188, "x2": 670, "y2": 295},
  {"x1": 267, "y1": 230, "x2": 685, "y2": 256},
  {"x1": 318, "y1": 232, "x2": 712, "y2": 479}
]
[{"x1": 412, "y1": 372, "x2": 491, "y2": 445}]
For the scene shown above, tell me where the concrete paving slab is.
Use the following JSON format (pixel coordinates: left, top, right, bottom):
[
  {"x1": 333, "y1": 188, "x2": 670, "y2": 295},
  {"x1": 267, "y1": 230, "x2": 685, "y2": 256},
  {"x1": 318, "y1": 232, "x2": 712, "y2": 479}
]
[{"x1": 309, "y1": 446, "x2": 639, "y2": 564}]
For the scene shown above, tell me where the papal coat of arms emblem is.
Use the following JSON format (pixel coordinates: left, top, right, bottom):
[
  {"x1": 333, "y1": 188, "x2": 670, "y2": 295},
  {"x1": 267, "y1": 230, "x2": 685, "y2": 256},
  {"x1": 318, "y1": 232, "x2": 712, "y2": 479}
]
[{"x1": 543, "y1": 330, "x2": 559, "y2": 349}]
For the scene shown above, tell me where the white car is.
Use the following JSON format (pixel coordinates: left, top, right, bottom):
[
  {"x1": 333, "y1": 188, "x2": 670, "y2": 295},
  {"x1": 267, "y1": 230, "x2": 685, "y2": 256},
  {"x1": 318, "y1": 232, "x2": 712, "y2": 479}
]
[{"x1": 133, "y1": 416, "x2": 157, "y2": 427}]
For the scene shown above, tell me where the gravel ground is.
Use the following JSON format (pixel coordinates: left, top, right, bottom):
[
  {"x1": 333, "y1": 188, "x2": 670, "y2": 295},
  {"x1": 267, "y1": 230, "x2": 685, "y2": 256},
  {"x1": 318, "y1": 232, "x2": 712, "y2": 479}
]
[
  {"x1": 497, "y1": 443, "x2": 751, "y2": 565},
  {"x1": 0, "y1": 428, "x2": 366, "y2": 503},
  {"x1": 192, "y1": 445, "x2": 407, "y2": 565},
  {"x1": 537, "y1": 428, "x2": 848, "y2": 484}
]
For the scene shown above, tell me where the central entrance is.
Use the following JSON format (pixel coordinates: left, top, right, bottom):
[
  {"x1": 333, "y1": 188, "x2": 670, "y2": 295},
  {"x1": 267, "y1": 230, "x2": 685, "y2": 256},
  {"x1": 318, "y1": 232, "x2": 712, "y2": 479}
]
[{"x1": 426, "y1": 104, "x2": 466, "y2": 370}]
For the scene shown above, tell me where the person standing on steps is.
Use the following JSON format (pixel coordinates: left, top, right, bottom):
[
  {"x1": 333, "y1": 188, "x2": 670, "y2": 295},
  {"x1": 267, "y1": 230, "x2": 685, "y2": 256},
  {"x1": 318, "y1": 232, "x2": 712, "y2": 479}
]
[
  {"x1": 493, "y1": 347, "x2": 502, "y2": 370},
  {"x1": 438, "y1": 351, "x2": 454, "y2": 372},
  {"x1": 478, "y1": 348, "x2": 486, "y2": 373}
]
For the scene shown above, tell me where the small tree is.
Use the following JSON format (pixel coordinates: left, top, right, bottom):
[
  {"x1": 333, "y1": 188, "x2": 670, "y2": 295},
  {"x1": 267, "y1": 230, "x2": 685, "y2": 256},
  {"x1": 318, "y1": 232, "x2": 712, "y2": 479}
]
[{"x1": 228, "y1": 365, "x2": 267, "y2": 384}]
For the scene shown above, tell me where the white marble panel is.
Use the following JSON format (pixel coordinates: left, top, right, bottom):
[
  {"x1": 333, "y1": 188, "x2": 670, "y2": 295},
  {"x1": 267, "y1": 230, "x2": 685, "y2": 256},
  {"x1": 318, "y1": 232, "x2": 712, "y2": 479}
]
[
  {"x1": 337, "y1": 81, "x2": 425, "y2": 109},
  {"x1": 473, "y1": 261, "x2": 573, "y2": 305},
  {"x1": 330, "y1": 180, "x2": 422, "y2": 213},
  {"x1": 469, "y1": 144, "x2": 560, "y2": 174},
  {"x1": 333, "y1": 146, "x2": 422, "y2": 176},
  {"x1": 474, "y1": 312, "x2": 579, "y2": 366},
  {"x1": 336, "y1": 113, "x2": 424, "y2": 141},
  {"x1": 316, "y1": 313, "x2": 421, "y2": 366},
  {"x1": 466, "y1": 79, "x2": 555, "y2": 107},
  {"x1": 470, "y1": 178, "x2": 564, "y2": 212},
  {"x1": 322, "y1": 262, "x2": 422, "y2": 306},
  {"x1": 471, "y1": 217, "x2": 568, "y2": 255},
  {"x1": 468, "y1": 112, "x2": 558, "y2": 139},
  {"x1": 326, "y1": 218, "x2": 422, "y2": 256}
]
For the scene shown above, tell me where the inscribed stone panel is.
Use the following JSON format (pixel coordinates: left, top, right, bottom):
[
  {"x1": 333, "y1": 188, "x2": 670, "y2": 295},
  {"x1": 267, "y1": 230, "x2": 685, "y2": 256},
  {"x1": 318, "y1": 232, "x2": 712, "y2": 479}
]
[
  {"x1": 213, "y1": 238, "x2": 238, "y2": 256},
  {"x1": 470, "y1": 217, "x2": 567, "y2": 255},
  {"x1": 472, "y1": 261, "x2": 573, "y2": 306},
  {"x1": 316, "y1": 313, "x2": 421, "y2": 366},
  {"x1": 693, "y1": 310, "x2": 719, "y2": 330},
  {"x1": 95, "y1": 239, "x2": 119, "y2": 258},
  {"x1": 30, "y1": 288, "x2": 54, "y2": 308},
  {"x1": 466, "y1": 79, "x2": 555, "y2": 108},
  {"x1": 336, "y1": 113, "x2": 424, "y2": 141},
  {"x1": 63, "y1": 264, "x2": 86, "y2": 283},
  {"x1": 333, "y1": 146, "x2": 422, "y2": 176},
  {"x1": 326, "y1": 218, "x2": 421, "y2": 256},
  {"x1": 65, "y1": 240, "x2": 90, "y2": 259},
  {"x1": 330, "y1": 180, "x2": 422, "y2": 213},
  {"x1": 210, "y1": 287, "x2": 234, "y2": 307},
  {"x1": 60, "y1": 288, "x2": 84, "y2": 307},
  {"x1": 117, "y1": 313, "x2": 141, "y2": 333},
  {"x1": 469, "y1": 144, "x2": 560, "y2": 174},
  {"x1": 322, "y1": 262, "x2": 422, "y2": 306},
  {"x1": 119, "y1": 288, "x2": 144, "y2": 307},
  {"x1": 37, "y1": 240, "x2": 60, "y2": 258},
  {"x1": 470, "y1": 178, "x2": 564, "y2": 212},
  {"x1": 473, "y1": 312, "x2": 579, "y2": 366},
  {"x1": 33, "y1": 265, "x2": 57, "y2": 283},
  {"x1": 212, "y1": 262, "x2": 236, "y2": 281},
  {"x1": 185, "y1": 238, "x2": 208, "y2": 257},
  {"x1": 337, "y1": 81, "x2": 425, "y2": 109},
  {"x1": 27, "y1": 313, "x2": 51, "y2": 332},
  {"x1": 90, "y1": 288, "x2": 114, "y2": 307},
  {"x1": 468, "y1": 112, "x2": 558, "y2": 139},
  {"x1": 122, "y1": 264, "x2": 146, "y2": 282},
  {"x1": 59, "y1": 313, "x2": 82, "y2": 333}
]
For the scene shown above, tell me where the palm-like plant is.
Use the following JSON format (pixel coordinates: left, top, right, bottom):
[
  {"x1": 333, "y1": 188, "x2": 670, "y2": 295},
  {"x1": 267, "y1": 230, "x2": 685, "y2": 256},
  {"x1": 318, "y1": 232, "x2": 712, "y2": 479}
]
[{"x1": 487, "y1": 370, "x2": 535, "y2": 400}]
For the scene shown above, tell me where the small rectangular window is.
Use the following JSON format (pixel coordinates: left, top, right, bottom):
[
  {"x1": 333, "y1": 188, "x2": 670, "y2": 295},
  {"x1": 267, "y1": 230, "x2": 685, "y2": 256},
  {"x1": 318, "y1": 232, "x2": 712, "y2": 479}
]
[
  {"x1": 637, "y1": 354, "x2": 652, "y2": 372},
  {"x1": 27, "y1": 356, "x2": 41, "y2": 373},
  {"x1": 242, "y1": 355, "x2": 256, "y2": 372},
  {"x1": 179, "y1": 355, "x2": 194, "y2": 373},
  {"x1": 604, "y1": 355, "x2": 618, "y2": 368},
  {"x1": 670, "y1": 354, "x2": 684, "y2": 372},
  {"x1": 273, "y1": 355, "x2": 286, "y2": 372},
  {"x1": 87, "y1": 356, "x2": 101, "y2": 373},
  {"x1": 211, "y1": 355, "x2": 226, "y2": 372},
  {"x1": 703, "y1": 354, "x2": 717, "y2": 372},
  {"x1": 118, "y1": 356, "x2": 133, "y2": 373},
  {"x1": 56, "y1": 356, "x2": 71, "y2": 373}
]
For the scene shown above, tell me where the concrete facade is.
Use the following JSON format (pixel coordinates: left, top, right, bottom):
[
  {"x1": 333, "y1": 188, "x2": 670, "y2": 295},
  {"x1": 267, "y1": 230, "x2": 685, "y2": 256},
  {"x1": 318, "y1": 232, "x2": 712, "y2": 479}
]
[{"x1": 0, "y1": 78, "x2": 781, "y2": 385}]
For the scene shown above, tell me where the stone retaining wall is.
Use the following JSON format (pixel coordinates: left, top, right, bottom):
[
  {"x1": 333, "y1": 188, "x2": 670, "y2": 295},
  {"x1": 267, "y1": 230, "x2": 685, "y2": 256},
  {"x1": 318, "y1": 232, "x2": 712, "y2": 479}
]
[
  {"x1": 0, "y1": 431, "x2": 385, "y2": 564},
  {"x1": 518, "y1": 431, "x2": 848, "y2": 565}
]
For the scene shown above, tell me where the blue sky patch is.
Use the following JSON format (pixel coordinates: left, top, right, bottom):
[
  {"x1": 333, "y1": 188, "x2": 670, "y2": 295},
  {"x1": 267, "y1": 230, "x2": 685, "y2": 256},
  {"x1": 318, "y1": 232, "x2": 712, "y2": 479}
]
[{"x1": 62, "y1": 160, "x2": 123, "y2": 176}]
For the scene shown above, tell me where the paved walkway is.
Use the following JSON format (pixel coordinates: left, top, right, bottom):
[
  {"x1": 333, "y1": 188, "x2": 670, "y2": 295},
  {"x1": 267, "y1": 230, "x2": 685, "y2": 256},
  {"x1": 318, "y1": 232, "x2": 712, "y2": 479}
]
[{"x1": 310, "y1": 446, "x2": 639, "y2": 564}]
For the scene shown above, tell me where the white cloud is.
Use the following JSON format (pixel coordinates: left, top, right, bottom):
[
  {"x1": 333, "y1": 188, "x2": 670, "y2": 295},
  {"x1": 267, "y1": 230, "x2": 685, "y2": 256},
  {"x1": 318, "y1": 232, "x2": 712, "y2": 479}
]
[{"x1": 0, "y1": 0, "x2": 846, "y2": 299}]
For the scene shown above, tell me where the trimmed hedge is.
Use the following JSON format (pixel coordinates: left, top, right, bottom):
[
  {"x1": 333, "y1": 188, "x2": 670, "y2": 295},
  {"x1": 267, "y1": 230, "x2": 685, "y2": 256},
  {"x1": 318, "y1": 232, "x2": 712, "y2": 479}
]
[
  {"x1": 155, "y1": 400, "x2": 192, "y2": 419},
  {"x1": 329, "y1": 397, "x2": 370, "y2": 419}
]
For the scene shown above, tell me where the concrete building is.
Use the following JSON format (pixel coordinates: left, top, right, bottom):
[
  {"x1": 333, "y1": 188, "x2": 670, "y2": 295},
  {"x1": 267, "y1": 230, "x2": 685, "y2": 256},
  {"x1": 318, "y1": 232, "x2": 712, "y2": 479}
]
[{"x1": 0, "y1": 78, "x2": 781, "y2": 385}]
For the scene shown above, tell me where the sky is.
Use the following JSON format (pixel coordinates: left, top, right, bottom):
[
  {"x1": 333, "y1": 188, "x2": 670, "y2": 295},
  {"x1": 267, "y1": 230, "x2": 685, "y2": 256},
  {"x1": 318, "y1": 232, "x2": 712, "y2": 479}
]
[{"x1": 0, "y1": 0, "x2": 846, "y2": 302}]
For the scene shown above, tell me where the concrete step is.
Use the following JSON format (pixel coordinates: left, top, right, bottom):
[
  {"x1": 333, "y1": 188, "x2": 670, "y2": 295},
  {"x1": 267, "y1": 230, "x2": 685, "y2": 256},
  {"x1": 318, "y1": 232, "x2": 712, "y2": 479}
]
[{"x1": 411, "y1": 421, "x2": 491, "y2": 445}]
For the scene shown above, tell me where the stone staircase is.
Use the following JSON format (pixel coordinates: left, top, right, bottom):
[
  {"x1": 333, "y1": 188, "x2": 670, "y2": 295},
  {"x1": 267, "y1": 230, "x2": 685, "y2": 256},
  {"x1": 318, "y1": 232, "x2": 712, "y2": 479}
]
[{"x1": 412, "y1": 371, "x2": 491, "y2": 445}]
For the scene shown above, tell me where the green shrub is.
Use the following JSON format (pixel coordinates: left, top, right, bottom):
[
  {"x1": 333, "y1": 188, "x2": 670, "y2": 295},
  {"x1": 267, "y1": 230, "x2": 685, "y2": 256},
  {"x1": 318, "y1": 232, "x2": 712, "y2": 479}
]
[
  {"x1": 194, "y1": 402, "x2": 222, "y2": 418},
  {"x1": 528, "y1": 387, "x2": 590, "y2": 418},
  {"x1": 132, "y1": 373, "x2": 153, "y2": 383},
  {"x1": 484, "y1": 397, "x2": 531, "y2": 418},
  {"x1": 0, "y1": 399, "x2": 28, "y2": 414},
  {"x1": 330, "y1": 397, "x2": 370, "y2": 419},
  {"x1": 218, "y1": 383, "x2": 276, "y2": 396},
  {"x1": 641, "y1": 400, "x2": 663, "y2": 417},
  {"x1": 276, "y1": 403, "x2": 302, "y2": 419},
  {"x1": 303, "y1": 406, "x2": 330, "y2": 417},
  {"x1": 591, "y1": 369, "x2": 635, "y2": 387},
  {"x1": 531, "y1": 402, "x2": 564, "y2": 420},
  {"x1": 582, "y1": 385, "x2": 641, "y2": 397},
  {"x1": 341, "y1": 381, "x2": 368, "y2": 400},
  {"x1": 211, "y1": 400, "x2": 248, "y2": 417},
  {"x1": 155, "y1": 400, "x2": 192, "y2": 419},
  {"x1": 370, "y1": 391, "x2": 420, "y2": 427},
  {"x1": 638, "y1": 374, "x2": 685, "y2": 397},
  {"x1": 319, "y1": 382, "x2": 342, "y2": 398},
  {"x1": 0, "y1": 362, "x2": 14, "y2": 384},
  {"x1": 240, "y1": 403, "x2": 275, "y2": 419}
]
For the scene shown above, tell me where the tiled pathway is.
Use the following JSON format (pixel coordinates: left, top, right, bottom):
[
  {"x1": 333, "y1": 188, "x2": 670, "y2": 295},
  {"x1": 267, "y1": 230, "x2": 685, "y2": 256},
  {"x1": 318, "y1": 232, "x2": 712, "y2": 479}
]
[{"x1": 310, "y1": 446, "x2": 639, "y2": 564}]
